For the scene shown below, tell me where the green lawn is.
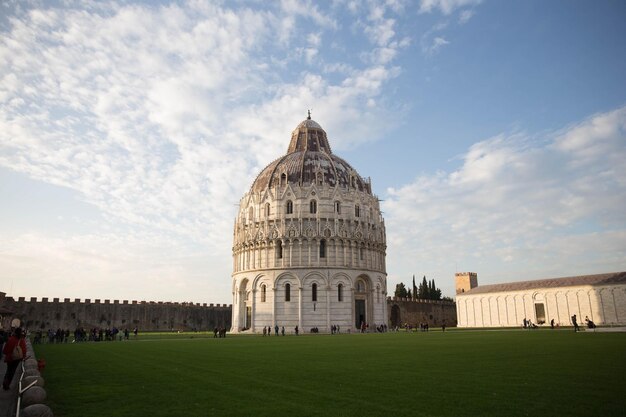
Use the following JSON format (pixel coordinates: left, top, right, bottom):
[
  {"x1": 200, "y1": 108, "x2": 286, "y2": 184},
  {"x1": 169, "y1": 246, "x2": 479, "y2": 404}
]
[{"x1": 33, "y1": 329, "x2": 626, "y2": 416}]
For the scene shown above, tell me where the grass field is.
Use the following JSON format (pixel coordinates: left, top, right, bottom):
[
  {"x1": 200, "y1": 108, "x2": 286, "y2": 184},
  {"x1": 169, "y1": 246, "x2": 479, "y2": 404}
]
[{"x1": 33, "y1": 329, "x2": 626, "y2": 416}]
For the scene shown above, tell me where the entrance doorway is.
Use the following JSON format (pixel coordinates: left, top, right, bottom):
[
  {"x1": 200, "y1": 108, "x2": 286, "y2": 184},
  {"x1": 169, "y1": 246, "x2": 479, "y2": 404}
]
[
  {"x1": 246, "y1": 306, "x2": 251, "y2": 329},
  {"x1": 534, "y1": 303, "x2": 546, "y2": 324},
  {"x1": 355, "y1": 299, "x2": 366, "y2": 329}
]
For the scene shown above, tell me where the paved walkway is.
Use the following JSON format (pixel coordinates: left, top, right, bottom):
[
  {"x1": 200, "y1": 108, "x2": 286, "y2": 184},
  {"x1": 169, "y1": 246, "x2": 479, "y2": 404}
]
[
  {"x1": 587, "y1": 326, "x2": 626, "y2": 332},
  {"x1": 0, "y1": 358, "x2": 19, "y2": 417}
]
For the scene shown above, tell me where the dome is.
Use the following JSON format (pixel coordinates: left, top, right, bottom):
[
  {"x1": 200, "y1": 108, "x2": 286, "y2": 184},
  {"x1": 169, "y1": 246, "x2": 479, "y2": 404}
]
[{"x1": 250, "y1": 117, "x2": 371, "y2": 194}]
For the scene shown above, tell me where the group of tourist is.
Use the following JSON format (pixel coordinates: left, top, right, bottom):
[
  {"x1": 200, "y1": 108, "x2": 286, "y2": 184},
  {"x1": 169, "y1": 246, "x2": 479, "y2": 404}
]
[
  {"x1": 260, "y1": 325, "x2": 303, "y2": 336},
  {"x1": 213, "y1": 327, "x2": 227, "y2": 338},
  {"x1": 522, "y1": 318, "x2": 538, "y2": 329},
  {"x1": 524, "y1": 315, "x2": 597, "y2": 331},
  {"x1": 31, "y1": 327, "x2": 138, "y2": 343}
]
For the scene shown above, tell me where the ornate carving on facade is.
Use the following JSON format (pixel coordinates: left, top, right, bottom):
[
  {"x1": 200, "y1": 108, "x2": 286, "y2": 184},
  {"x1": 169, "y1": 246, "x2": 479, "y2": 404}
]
[{"x1": 231, "y1": 117, "x2": 388, "y2": 333}]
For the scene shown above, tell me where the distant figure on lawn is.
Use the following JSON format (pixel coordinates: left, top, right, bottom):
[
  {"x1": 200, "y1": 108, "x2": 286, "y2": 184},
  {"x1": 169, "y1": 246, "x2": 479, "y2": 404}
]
[
  {"x1": 274, "y1": 325, "x2": 279, "y2": 336},
  {"x1": 214, "y1": 327, "x2": 219, "y2": 338},
  {"x1": 295, "y1": 325, "x2": 299, "y2": 336},
  {"x1": 281, "y1": 326, "x2": 285, "y2": 336},
  {"x1": 442, "y1": 320, "x2": 446, "y2": 332},
  {"x1": 571, "y1": 315, "x2": 580, "y2": 332},
  {"x1": 522, "y1": 318, "x2": 527, "y2": 328},
  {"x1": 133, "y1": 328, "x2": 138, "y2": 338},
  {"x1": 585, "y1": 316, "x2": 596, "y2": 329},
  {"x1": 550, "y1": 319, "x2": 555, "y2": 329}
]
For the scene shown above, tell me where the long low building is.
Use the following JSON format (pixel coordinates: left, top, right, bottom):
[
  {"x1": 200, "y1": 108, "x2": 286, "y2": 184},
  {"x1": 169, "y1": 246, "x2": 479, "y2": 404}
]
[{"x1": 455, "y1": 272, "x2": 626, "y2": 327}]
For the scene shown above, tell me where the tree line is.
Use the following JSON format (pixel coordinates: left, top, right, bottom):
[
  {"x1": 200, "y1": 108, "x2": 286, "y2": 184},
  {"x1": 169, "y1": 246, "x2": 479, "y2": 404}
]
[{"x1": 394, "y1": 275, "x2": 451, "y2": 301}]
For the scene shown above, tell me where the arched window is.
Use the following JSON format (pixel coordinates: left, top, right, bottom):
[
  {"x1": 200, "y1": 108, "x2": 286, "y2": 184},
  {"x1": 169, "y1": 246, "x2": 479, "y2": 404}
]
[
  {"x1": 360, "y1": 246, "x2": 364, "y2": 260},
  {"x1": 319, "y1": 239, "x2": 326, "y2": 258},
  {"x1": 276, "y1": 240, "x2": 283, "y2": 259},
  {"x1": 261, "y1": 284, "x2": 267, "y2": 302},
  {"x1": 280, "y1": 173, "x2": 287, "y2": 186},
  {"x1": 335, "y1": 201, "x2": 341, "y2": 214},
  {"x1": 317, "y1": 172, "x2": 323, "y2": 185},
  {"x1": 248, "y1": 206, "x2": 254, "y2": 220},
  {"x1": 357, "y1": 280, "x2": 365, "y2": 292},
  {"x1": 376, "y1": 285, "x2": 380, "y2": 303},
  {"x1": 338, "y1": 284, "x2": 343, "y2": 302},
  {"x1": 355, "y1": 205, "x2": 360, "y2": 217},
  {"x1": 265, "y1": 203, "x2": 270, "y2": 217},
  {"x1": 312, "y1": 283, "x2": 317, "y2": 302},
  {"x1": 310, "y1": 200, "x2": 317, "y2": 214},
  {"x1": 285, "y1": 283, "x2": 291, "y2": 302},
  {"x1": 286, "y1": 200, "x2": 293, "y2": 214}
]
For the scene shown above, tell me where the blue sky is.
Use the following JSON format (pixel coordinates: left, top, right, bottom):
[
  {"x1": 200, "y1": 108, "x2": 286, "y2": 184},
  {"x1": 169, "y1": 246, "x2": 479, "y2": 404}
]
[{"x1": 1, "y1": 0, "x2": 625, "y2": 304}]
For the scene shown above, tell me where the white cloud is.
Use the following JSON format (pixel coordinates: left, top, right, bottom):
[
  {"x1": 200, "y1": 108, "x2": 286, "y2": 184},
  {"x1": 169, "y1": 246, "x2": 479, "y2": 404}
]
[
  {"x1": 0, "y1": 1, "x2": 408, "y2": 302},
  {"x1": 280, "y1": 0, "x2": 338, "y2": 30},
  {"x1": 419, "y1": 0, "x2": 482, "y2": 15},
  {"x1": 384, "y1": 106, "x2": 626, "y2": 296},
  {"x1": 426, "y1": 36, "x2": 450, "y2": 54},
  {"x1": 420, "y1": 22, "x2": 449, "y2": 55},
  {"x1": 458, "y1": 9, "x2": 474, "y2": 24}
]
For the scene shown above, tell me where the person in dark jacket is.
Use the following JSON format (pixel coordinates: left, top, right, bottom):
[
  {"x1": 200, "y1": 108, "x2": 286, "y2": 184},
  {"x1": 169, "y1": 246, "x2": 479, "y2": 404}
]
[{"x1": 3, "y1": 327, "x2": 27, "y2": 390}]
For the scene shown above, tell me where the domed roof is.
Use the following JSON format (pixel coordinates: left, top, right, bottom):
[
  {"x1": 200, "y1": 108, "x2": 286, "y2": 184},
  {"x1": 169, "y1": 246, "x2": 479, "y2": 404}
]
[{"x1": 250, "y1": 116, "x2": 371, "y2": 194}]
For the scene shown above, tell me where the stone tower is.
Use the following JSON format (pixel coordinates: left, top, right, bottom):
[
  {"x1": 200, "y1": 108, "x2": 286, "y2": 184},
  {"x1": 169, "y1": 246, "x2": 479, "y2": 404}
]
[
  {"x1": 231, "y1": 115, "x2": 387, "y2": 333},
  {"x1": 455, "y1": 272, "x2": 478, "y2": 294}
]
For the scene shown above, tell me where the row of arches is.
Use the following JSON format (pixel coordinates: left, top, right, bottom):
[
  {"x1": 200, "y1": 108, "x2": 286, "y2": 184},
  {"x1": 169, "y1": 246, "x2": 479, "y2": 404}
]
[
  {"x1": 260, "y1": 282, "x2": 347, "y2": 303},
  {"x1": 457, "y1": 286, "x2": 626, "y2": 327},
  {"x1": 232, "y1": 272, "x2": 387, "y2": 333}
]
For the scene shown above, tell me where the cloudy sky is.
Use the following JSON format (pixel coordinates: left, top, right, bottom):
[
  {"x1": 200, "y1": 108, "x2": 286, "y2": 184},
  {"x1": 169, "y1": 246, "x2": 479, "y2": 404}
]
[{"x1": 1, "y1": 0, "x2": 625, "y2": 304}]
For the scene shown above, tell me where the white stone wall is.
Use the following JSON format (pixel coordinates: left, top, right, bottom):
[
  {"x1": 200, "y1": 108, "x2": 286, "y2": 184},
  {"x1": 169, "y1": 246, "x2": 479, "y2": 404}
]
[
  {"x1": 456, "y1": 284, "x2": 626, "y2": 327},
  {"x1": 231, "y1": 170, "x2": 387, "y2": 333},
  {"x1": 232, "y1": 268, "x2": 387, "y2": 333}
]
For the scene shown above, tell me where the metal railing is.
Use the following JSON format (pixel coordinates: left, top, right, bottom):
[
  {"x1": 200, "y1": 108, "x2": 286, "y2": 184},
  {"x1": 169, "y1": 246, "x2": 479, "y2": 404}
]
[{"x1": 15, "y1": 354, "x2": 38, "y2": 417}]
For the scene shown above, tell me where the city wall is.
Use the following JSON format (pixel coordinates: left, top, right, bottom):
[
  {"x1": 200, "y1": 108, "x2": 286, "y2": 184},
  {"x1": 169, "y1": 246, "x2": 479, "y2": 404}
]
[
  {"x1": 0, "y1": 292, "x2": 231, "y2": 332},
  {"x1": 387, "y1": 297, "x2": 457, "y2": 328}
]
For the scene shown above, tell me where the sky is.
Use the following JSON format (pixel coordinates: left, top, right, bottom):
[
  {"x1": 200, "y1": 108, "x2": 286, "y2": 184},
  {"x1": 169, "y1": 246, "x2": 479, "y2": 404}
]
[{"x1": 1, "y1": 0, "x2": 625, "y2": 304}]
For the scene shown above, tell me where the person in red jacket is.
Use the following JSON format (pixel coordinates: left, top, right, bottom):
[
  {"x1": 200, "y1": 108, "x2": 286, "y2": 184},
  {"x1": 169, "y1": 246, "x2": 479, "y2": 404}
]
[{"x1": 3, "y1": 327, "x2": 27, "y2": 390}]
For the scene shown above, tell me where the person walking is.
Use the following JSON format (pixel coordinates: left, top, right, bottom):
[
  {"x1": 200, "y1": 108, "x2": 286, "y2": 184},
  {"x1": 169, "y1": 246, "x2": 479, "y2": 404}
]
[
  {"x1": 3, "y1": 328, "x2": 27, "y2": 390},
  {"x1": 571, "y1": 315, "x2": 580, "y2": 332}
]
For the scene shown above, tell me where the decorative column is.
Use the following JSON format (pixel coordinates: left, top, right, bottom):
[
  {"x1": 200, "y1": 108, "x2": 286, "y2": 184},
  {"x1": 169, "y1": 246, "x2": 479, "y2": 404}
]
[
  {"x1": 326, "y1": 283, "x2": 331, "y2": 332},
  {"x1": 369, "y1": 289, "x2": 375, "y2": 326},
  {"x1": 272, "y1": 285, "x2": 277, "y2": 328},
  {"x1": 251, "y1": 289, "x2": 256, "y2": 332},
  {"x1": 382, "y1": 292, "x2": 388, "y2": 326},
  {"x1": 231, "y1": 291, "x2": 237, "y2": 332},
  {"x1": 350, "y1": 287, "x2": 356, "y2": 331},
  {"x1": 281, "y1": 239, "x2": 285, "y2": 268},
  {"x1": 298, "y1": 286, "x2": 303, "y2": 331},
  {"x1": 289, "y1": 240, "x2": 293, "y2": 267}
]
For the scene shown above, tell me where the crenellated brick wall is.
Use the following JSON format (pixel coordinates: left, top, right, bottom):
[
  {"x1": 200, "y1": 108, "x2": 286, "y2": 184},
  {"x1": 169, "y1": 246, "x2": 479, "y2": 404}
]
[
  {"x1": 387, "y1": 297, "x2": 457, "y2": 328},
  {"x1": 0, "y1": 292, "x2": 231, "y2": 331}
]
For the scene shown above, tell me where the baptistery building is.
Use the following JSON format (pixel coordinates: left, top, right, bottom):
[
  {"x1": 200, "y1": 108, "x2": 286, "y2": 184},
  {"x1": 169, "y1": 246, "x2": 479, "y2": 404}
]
[{"x1": 231, "y1": 115, "x2": 387, "y2": 333}]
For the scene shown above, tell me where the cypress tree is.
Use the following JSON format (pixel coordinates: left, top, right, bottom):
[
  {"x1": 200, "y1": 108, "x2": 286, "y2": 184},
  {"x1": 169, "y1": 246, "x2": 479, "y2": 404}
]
[{"x1": 420, "y1": 276, "x2": 429, "y2": 299}]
